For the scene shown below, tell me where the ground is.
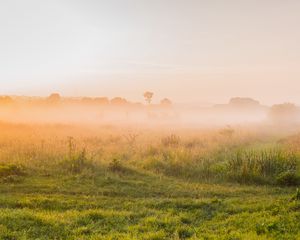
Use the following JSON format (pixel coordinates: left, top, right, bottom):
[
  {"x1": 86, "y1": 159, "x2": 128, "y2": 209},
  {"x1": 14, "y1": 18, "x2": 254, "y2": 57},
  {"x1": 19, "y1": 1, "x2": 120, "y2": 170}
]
[
  {"x1": 0, "y1": 170, "x2": 299, "y2": 240},
  {"x1": 0, "y1": 123, "x2": 299, "y2": 239}
]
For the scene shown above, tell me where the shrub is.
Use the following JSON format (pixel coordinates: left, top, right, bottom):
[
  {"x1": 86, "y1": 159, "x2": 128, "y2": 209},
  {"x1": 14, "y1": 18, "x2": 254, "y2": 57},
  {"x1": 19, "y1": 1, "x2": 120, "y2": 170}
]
[
  {"x1": 0, "y1": 164, "x2": 25, "y2": 178},
  {"x1": 276, "y1": 171, "x2": 300, "y2": 186},
  {"x1": 108, "y1": 159, "x2": 123, "y2": 172},
  {"x1": 227, "y1": 149, "x2": 298, "y2": 184},
  {"x1": 0, "y1": 164, "x2": 25, "y2": 183},
  {"x1": 60, "y1": 149, "x2": 95, "y2": 174}
]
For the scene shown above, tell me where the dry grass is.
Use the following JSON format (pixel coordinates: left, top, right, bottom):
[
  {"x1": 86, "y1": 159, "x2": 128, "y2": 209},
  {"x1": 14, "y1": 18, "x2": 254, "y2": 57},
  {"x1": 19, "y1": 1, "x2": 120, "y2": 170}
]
[{"x1": 0, "y1": 122, "x2": 298, "y2": 185}]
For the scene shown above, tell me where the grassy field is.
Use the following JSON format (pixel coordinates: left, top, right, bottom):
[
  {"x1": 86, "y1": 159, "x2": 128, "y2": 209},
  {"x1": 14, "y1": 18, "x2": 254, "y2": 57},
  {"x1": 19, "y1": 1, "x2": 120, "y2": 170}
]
[{"x1": 0, "y1": 123, "x2": 300, "y2": 239}]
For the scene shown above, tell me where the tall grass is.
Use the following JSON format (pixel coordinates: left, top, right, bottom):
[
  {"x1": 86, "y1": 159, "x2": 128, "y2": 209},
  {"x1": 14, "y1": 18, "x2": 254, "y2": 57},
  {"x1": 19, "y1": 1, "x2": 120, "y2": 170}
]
[
  {"x1": 0, "y1": 122, "x2": 299, "y2": 186},
  {"x1": 228, "y1": 149, "x2": 298, "y2": 184}
]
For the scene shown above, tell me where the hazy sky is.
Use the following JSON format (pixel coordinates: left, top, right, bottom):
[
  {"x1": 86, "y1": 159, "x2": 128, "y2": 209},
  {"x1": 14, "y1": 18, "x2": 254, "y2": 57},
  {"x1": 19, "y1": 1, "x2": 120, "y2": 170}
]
[{"x1": 1, "y1": 0, "x2": 300, "y2": 104}]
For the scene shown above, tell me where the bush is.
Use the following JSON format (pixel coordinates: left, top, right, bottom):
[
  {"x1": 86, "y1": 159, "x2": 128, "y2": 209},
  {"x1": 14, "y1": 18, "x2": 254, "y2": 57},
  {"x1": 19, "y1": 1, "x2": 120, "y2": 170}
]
[
  {"x1": 0, "y1": 164, "x2": 25, "y2": 183},
  {"x1": 276, "y1": 171, "x2": 300, "y2": 186},
  {"x1": 227, "y1": 149, "x2": 298, "y2": 184},
  {"x1": 108, "y1": 159, "x2": 123, "y2": 172},
  {"x1": 0, "y1": 164, "x2": 25, "y2": 178},
  {"x1": 60, "y1": 149, "x2": 95, "y2": 174}
]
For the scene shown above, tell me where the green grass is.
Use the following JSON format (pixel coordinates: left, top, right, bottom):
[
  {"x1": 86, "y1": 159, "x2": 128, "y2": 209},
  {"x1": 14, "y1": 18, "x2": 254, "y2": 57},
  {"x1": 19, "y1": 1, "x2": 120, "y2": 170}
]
[
  {"x1": 0, "y1": 123, "x2": 300, "y2": 239},
  {"x1": 0, "y1": 168, "x2": 300, "y2": 239}
]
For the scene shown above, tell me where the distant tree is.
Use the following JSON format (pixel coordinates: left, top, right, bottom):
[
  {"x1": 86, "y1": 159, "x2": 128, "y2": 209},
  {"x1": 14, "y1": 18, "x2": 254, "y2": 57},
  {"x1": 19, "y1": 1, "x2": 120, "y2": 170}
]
[
  {"x1": 110, "y1": 97, "x2": 127, "y2": 105},
  {"x1": 0, "y1": 96, "x2": 14, "y2": 105},
  {"x1": 269, "y1": 103, "x2": 299, "y2": 123},
  {"x1": 47, "y1": 93, "x2": 61, "y2": 103},
  {"x1": 143, "y1": 92, "x2": 154, "y2": 105},
  {"x1": 95, "y1": 97, "x2": 109, "y2": 105},
  {"x1": 81, "y1": 97, "x2": 109, "y2": 105},
  {"x1": 81, "y1": 97, "x2": 93, "y2": 104},
  {"x1": 229, "y1": 97, "x2": 260, "y2": 107},
  {"x1": 160, "y1": 98, "x2": 172, "y2": 107}
]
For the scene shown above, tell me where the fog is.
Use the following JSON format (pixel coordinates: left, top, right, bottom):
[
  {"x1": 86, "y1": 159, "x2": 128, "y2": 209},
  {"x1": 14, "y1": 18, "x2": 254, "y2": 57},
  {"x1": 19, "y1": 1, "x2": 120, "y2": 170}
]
[{"x1": 0, "y1": 96, "x2": 299, "y2": 131}]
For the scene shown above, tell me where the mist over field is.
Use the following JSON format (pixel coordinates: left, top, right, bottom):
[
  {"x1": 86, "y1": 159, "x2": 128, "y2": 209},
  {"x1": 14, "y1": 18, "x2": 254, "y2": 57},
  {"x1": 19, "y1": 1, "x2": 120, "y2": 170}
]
[
  {"x1": 1, "y1": 0, "x2": 300, "y2": 239},
  {"x1": 0, "y1": 94, "x2": 299, "y2": 129},
  {"x1": 1, "y1": 93, "x2": 300, "y2": 239}
]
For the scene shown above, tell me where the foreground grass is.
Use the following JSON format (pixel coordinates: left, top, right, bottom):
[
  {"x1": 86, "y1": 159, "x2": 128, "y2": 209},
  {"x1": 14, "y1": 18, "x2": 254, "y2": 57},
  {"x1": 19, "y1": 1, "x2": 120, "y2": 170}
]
[
  {"x1": 0, "y1": 170, "x2": 299, "y2": 240},
  {"x1": 0, "y1": 123, "x2": 300, "y2": 239}
]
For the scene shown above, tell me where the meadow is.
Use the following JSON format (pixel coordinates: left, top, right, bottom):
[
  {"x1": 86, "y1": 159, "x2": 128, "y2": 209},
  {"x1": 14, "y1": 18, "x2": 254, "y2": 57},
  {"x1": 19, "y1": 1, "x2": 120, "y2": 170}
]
[{"x1": 0, "y1": 122, "x2": 300, "y2": 239}]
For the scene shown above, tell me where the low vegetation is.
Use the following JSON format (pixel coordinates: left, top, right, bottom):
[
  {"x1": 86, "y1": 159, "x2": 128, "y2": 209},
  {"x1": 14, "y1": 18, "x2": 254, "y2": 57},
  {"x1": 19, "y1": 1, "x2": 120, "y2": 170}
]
[{"x1": 0, "y1": 122, "x2": 299, "y2": 239}]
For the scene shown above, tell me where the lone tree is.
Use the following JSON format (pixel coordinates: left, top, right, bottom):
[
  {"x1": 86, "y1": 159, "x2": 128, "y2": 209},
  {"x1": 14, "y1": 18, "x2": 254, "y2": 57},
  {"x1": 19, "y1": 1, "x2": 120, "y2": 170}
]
[{"x1": 143, "y1": 91, "x2": 154, "y2": 105}]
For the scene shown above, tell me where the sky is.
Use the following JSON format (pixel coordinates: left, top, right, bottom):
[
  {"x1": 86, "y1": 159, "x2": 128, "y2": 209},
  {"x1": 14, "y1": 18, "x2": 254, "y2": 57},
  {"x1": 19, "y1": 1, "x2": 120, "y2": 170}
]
[{"x1": 1, "y1": 0, "x2": 300, "y2": 105}]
